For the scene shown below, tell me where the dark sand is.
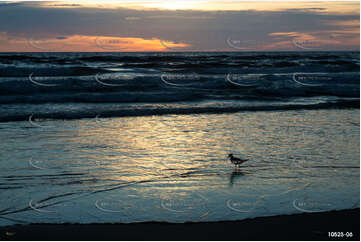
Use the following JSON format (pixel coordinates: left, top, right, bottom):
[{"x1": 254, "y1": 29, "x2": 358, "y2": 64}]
[{"x1": 0, "y1": 208, "x2": 359, "y2": 241}]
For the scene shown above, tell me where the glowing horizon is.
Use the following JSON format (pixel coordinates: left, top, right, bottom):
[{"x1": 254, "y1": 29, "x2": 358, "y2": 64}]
[
  {"x1": 0, "y1": 1, "x2": 359, "y2": 52},
  {"x1": 28, "y1": 1, "x2": 361, "y2": 13}
]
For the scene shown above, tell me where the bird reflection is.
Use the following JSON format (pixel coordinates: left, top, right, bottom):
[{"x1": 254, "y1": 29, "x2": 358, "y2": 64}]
[{"x1": 229, "y1": 168, "x2": 246, "y2": 186}]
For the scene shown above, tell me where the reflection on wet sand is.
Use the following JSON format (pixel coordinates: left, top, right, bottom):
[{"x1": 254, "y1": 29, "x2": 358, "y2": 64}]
[
  {"x1": 229, "y1": 168, "x2": 247, "y2": 186},
  {"x1": 0, "y1": 109, "x2": 358, "y2": 224}
]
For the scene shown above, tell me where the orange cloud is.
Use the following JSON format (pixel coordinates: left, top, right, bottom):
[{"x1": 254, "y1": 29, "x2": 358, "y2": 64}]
[
  {"x1": 269, "y1": 31, "x2": 359, "y2": 50},
  {"x1": 0, "y1": 34, "x2": 192, "y2": 52}
]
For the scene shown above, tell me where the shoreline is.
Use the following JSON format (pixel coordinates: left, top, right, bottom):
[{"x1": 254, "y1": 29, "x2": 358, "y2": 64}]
[
  {"x1": 0, "y1": 100, "x2": 359, "y2": 123},
  {"x1": 0, "y1": 208, "x2": 359, "y2": 241}
]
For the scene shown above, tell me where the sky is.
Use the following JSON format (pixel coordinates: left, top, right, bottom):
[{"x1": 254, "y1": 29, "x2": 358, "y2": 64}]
[{"x1": 0, "y1": 0, "x2": 359, "y2": 51}]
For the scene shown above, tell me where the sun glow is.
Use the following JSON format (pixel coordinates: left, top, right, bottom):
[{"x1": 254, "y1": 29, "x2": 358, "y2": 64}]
[
  {"x1": 41, "y1": 1, "x2": 360, "y2": 13},
  {"x1": 143, "y1": 1, "x2": 201, "y2": 10}
]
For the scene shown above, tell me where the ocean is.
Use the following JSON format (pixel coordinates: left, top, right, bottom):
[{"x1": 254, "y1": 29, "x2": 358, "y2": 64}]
[{"x1": 0, "y1": 51, "x2": 359, "y2": 225}]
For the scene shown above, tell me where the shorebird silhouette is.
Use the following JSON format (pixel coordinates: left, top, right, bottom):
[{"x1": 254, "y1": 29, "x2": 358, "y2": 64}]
[{"x1": 228, "y1": 154, "x2": 248, "y2": 168}]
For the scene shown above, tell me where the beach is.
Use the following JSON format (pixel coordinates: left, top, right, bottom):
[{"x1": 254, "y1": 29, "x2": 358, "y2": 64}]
[
  {"x1": 0, "y1": 208, "x2": 359, "y2": 240},
  {"x1": 0, "y1": 52, "x2": 359, "y2": 235},
  {"x1": 0, "y1": 1, "x2": 360, "y2": 241}
]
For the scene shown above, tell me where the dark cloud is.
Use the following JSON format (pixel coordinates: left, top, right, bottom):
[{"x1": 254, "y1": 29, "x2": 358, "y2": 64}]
[
  {"x1": 0, "y1": 1, "x2": 25, "y2": 7},
  {"x1": 49, "y1": 4, "x2": 82, "y2": 7},
  {"x1": 285, "y1": 8, "x2": 327, "y2": 11}
]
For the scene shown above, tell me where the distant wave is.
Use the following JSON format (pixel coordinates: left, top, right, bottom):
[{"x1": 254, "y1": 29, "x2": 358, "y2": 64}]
[
  {"x1": 0, "y1": 51, "x2": 358, "y2": 63},
  {"x1": 0, "y1": 51, "x2": 358, "y2": 121},
  {"x1": 0, "y1": 71, "x2": 359, "y2": 100},
  {"x1": 0, "y1": 99, "x2": 358, "y2": 123}
]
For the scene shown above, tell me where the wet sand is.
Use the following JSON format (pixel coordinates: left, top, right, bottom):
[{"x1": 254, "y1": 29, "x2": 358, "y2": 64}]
[{"x1": 0, "y1": 208, "x2": 359, "y2": 241}]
